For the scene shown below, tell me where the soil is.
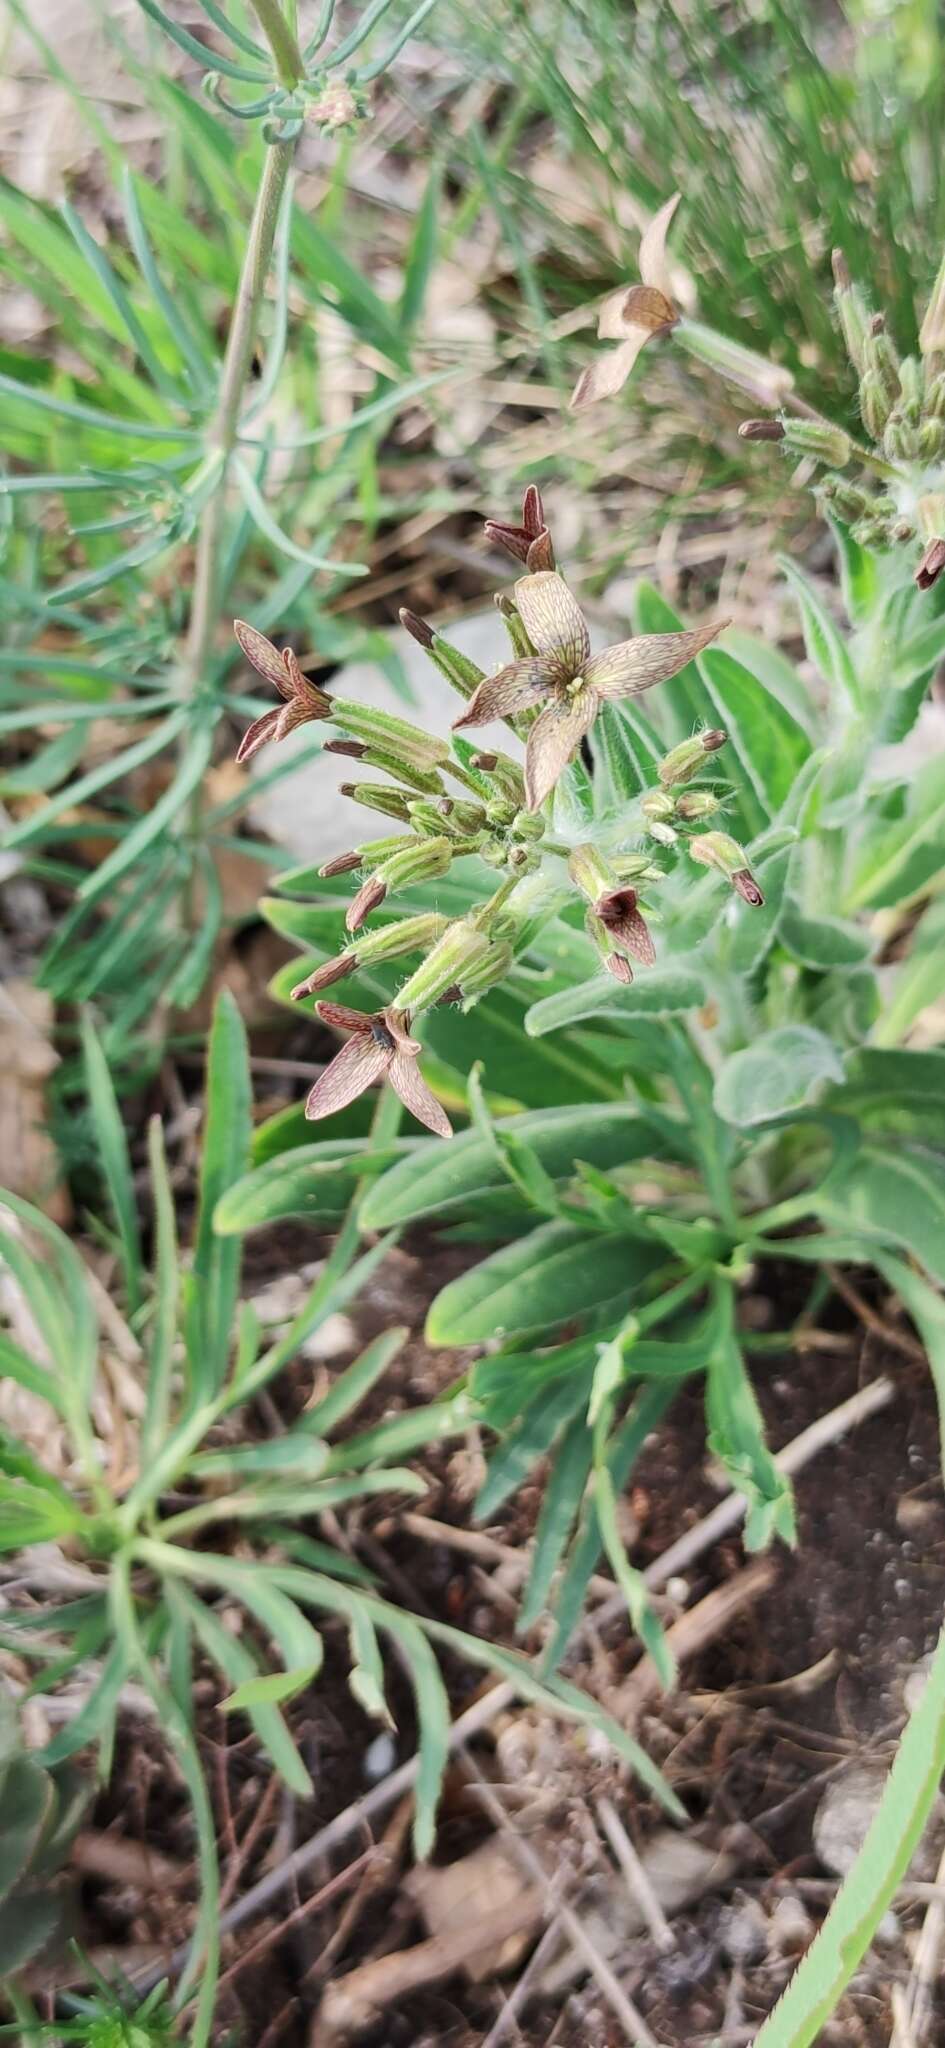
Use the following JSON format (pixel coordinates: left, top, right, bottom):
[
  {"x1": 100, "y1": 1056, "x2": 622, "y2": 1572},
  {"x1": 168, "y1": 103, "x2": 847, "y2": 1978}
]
[{"x1": 40, "y1": 1232, "x2": 945, "y2": 2048}]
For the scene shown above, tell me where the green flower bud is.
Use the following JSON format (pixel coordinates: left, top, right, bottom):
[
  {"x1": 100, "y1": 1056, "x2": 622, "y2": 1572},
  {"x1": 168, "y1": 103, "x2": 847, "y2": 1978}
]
[
  {"x1": 899, "y1": 355, "x2": 924, "y2": 410},
  {"x1": 377, "y1": 835, "x2": 454, "y2": 894},
  {"x1": 689, "y1": 832, "x2": 764, "y2": 904},
  {"x1": 890, "y1": 518, "x2": 916, "y2": 543},
  {"x1": 396, "y1": 919, "x2": 495, "y2": 1011},
  {"x1": 456, "y1": 940, "x2": 514, "y2": 1006},
  {"x1": 781, "y1": 417, "x2": 853, "y2": 467},
  {"x1": 818, "y1": 476, "x2": 873, "y2": 521},
  {"x1": 859, "y1": 368, "x2": 893, "y2": 441},
  {"x1": 675, "y1": 789, "x2": 721, "y2": 820},
  {"x1": 495, "y1": 591, "x2": 534, "y2": 659},
  {"x1": 324, "y1": 739, "x2": 444, "y2": 794},
  {"x1": 340, "y1": 782, "x2": 412, "y2": 823},
  {"x1": 476, "y1": 750, "x2": 526, "y2": 805},
  {"x1": 612, "y1": 853, "x2": 662, "y2": 883},
  {"x1": 882, "y1": 416, "x2": 917, "y2": 462},
  {"x1": 918, "y1": 418, "x2": 945, "y2": 461},
  {"x1": 647, "y1": 820, "x2": 678, "y2": 847},
  {"x1": 511, "y1": 809, "x2": 546, "y2": 842},
  {"x1": 353, "y1": 834, "x2": 412, "y2": 870},
  {"x1": 863, "y1": 315, "x2": 900, "y2": 407},
  {"x1": 925, "y1": 373, "x2": 945, "y2": 421},
  {"x1": 832, "y1": 251, "x2": 872, "y2": 373},
  {"x1": 641, "y1": 789, "x2": 676, "y2": 822},
  {"x1": 429, "y1": 632, "x2": 488, "y2": 703},
  {"x1": 658, "y1": 730, "x2": 727, "y2": 787},
  {"x1": 332, "y1": 698, "x2": 449, "y2": 769}
]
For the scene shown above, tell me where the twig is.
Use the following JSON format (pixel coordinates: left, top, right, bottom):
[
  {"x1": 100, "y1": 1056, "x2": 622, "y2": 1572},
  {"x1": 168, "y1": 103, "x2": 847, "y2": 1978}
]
[
  {"x1": 596, "y1": 1798, "x2": 674, "y2": 1952},
  {"x1": 207, "y1": 1849, "x2": 373, "y2": 2005},
  {"x1": 478, "y1": 1921, "x2": 564, "y2": 2048},
  {"x1": 826, "y1": 1266, "x2": 927, "y2": 1365},
  {"x1": 303, "y1": 1794, "x2": 414, "y2": 1983},
  {"x1": 615, "y1": 1558, "x2": 777, "y2": 1712},
  {"x1": 898, "y1": 1836, "x2": 945, "y2": 2044},
  {"x1": 395, "y1": 1509, "x2": 616, "y2": 1600},
  {"x1": 314, "y1": 1890, "x2": 547, "y2": 2040},
  {"x1": 218, "y1": 1767, "x2": 282, "y2": 1913}
]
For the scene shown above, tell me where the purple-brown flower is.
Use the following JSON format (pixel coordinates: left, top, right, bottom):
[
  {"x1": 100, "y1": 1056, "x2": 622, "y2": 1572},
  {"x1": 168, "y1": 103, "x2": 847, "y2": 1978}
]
[
  {"x1": 453, "y1": 570, "x2": 727, "y2": 809},
  {"x1": 571, "y1": 194, "x2": 682, "y2": 411},
  {"x1": 595, "y1": 887, "x2": 656, "y2": 966},
  {"x1": 306, "y1": 1003, "x2": 452, "y2": 1138},
  {"x1": 233, "y1": 621, "x2": 332, "y2": 764},
  {"x1": 484, "y1": 485, "x2": 555, "y2": 572}
]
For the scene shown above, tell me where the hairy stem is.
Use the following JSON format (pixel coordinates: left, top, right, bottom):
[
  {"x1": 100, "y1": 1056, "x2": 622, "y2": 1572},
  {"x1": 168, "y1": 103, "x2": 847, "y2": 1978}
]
[{"x1": 251, "y1": 0, "x2": 304, "y2": 86}]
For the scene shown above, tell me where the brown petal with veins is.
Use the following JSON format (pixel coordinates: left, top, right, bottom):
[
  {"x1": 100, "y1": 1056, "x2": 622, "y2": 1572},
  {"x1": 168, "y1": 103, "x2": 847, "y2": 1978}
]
[
  {"x1": 346, "y1": 873, "x2": 387, "y2": 932},
  {"x1": 512, "y1": 572, "x2": 590, "y2": 673},
  {"x1": 596, "y1": 888, "x2": 656, "y2": 965},
  {"x1": 388, "y1": 1050, "x2": 453, "y2": 1137},
  {"x1": 571, "y1": 329, "x2": 656, "y2": 411},
  {"x1": 524, "y1": 688, "x2": 597, "y2": 809},
  {"x1": 452, "y1": 656, "x2": 559, "y2": 729},
  {"x1": 583, "y1": 618, "x2": 728, "y2": 699},
  {"x1": 235, "y1": 706, "x2": 285, "y2": 764},
  {"x1": 304, "y1": 1030, "x2": 388, "y2": 1120},
  {"x1": 291, "y1": 954, "x2": 357, "y2": 1000}
]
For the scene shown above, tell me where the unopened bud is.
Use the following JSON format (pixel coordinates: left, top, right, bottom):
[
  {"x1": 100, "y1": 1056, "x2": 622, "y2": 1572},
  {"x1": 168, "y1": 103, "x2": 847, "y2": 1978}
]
[
  {"x1": 346, "y1": 873, "x2": 387, "y2": 932},
  {"x1": 864, "y1": 315, "x2": 900, "y2": 406},
  {"x1": 676, "y1": 789, "x2": 721, "y2": 820},
  {"x1": 900, "y1": 355, "x2": 924, "y2": 411},
  {"x1": 398, "y1": 607, "x2": 435, "y2": 649},
  {"x1": 641, "y1": 789, "x2": 676, "y2": 822},
  {"x1": 782, "y1": 417, "x2": 853, "y2": 468},
  {"x1": 568, "y1": 843, "x2": 618, "y2": 903},
  {"x1": 478, "y1": 750, "x2": 525, "y2": 805},
  {"x1": 353, "y1": 834, "x2": 412, "y2": 871},
  {"x1": 377, "y1": 835, "x2": 454, "y2": 896},
  {"x1": 859, "y1": 368, "x2": 893, "y2": 440},
  {"x1": 647, "y1": 820, "x2": 678, "y2": 847},
  {"x1": 851, "y1": 516, "x2": 892, "y2": 548},
  {"x1": 507, "y1": 844, "x2": 538, "y2": 872},
  {"x1": 291, "y1": 952, "x2": 358, "y2": 1000},
  {"x1": 832, "y1": 251, "x2": 871, "y2": 373},
  {"x1": 325, "y1": 738, "x2": 367, "y2": 760},
  {"x1": 455, "y1": 939, "x2": 514, "y2": 1005},
  {"x1": 471, "y1": 751, "x2": 497, "y2": 772},
  {"x1": 918, "y1": 418, "x2": 945, "y2": 461},
  {"x1": 494, "y1": 592, "x2": 534, "y2": 659},
  {"x1": 511, "y1": 809, "x2": 546, "y2": 842},
  {"x1": 818, "y1": 476, "x2": 873, "y2": 521},
  {"x1": 325, "y1": 738, "x2": 443, "y2": 794},
  {"x1": 658, "y1": 731, "x2": 727, "y2": 787},
  {"x1": 340, "y1": 782, "x2": 412, "y2": 823},
  {"x1": 738, "y1": 418, "x2": 785, "y2": 443},
  {"x1": 332, "y1": 699, "x2": 448, "y2": 770},
  {"x1": 396, "y1": 919, "x2": 495, "y2": 1011},
  {"x1": 613, "y1": 853, "x2": 661, "y2": 883},
  {"x1": 890, "y1": 518, "x2": 916, "y2": 543},
  {"x1": 925, "y1": 373, "x2": 945, "y2": 420},
  {"x1": 319, "y1": 849, "x2": 362, "y2": 877},
  {"x1": 429, "y1": 632, "x2": 487, "y2": 704},
  {"x1": 674, "y1": 318, "x2": 794, "y2": 405},
  {"x1": 917, "y1": 538, "x2": 945, "y2": 590},
  {"x1": 883, "y1": 417, "x2": 917, "y2": 461},
  {"x1": 689, "y1": 831, "x2": 763, "y2": 904},
  {"x1": 919, "y1": 246, "x2": 945, "y2": 357}
]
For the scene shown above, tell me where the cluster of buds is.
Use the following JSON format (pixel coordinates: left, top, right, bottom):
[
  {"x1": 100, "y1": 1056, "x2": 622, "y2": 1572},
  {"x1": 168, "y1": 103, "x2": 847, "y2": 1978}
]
[
  {"x1": 741, "y1": 246, "x2": 945, "y2": 589},
  {"x1": 232, "y1": 492, "x2": 764, "y2": 1137}
]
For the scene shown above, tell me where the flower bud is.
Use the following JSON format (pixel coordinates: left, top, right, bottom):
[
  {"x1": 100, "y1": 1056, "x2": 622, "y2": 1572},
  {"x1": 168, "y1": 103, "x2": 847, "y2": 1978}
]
[
  {"x1": 832, "y1": 251, "x2": 872, "y2": 373},
  {"x1": 689, "y1": 831, "x2": 764, "y2": 904},
  {"x1": 675, "y1": 789, "x2": 721, "y2": 820},
  {"x1": 738, "y1": 418, "x2": 785, "y2": 443},
  {"x1": 377, "y1": 835, "x2": 454, "y2": 895},
  {"x1": 324, "y1": 738, "x2": 444, "y2": 795},
  {"x1": 859, "y1": 368, "x2": 893, "y2": 441},
  {"x1": 890, "y1": 518, "x2": 916, "y2": 543},
  {"x1": 353, "y1": 834, "x2": 413, "y2": 870},
  {"x1": 291, "y1": 952, "x2": 358, "y2": 1000},
  {"x1": 919, "y1": 246, "x2": 945, "y2": 357},
  {"x1": 674, "y1": 318, "x2": 794, "y2": 405},
  {"x1": 454, "y1": 939, "x2": 514, "y2": 1005},
  {"x1": 568, "y1": 843, "x2": 618, "y2": 903},
  {"x1": 781, "y1": 417, "x2": 853, "y2": 468},
  {"x1": 332, "y1": 699, "x2": 448, "y2": 769},
  {"x1": 494, "y1": 592, "x2": 534, "y2": 659},
  {"x1": 612, "y1": 853, "x2": 662, "y2": 883},
  {"x1": 340, "y1": 782, "x2": 412, "y2": 823},
  {"x1": 900, "y1": 355, "x2": 924, "y2": 411},
  {"x1": 319, "y1": 849, "x2": 362, "y2": 877},
  {"x1": 851, "y1": 516, "x2": 893, "y2": 549},
  {"x1": 647, "y1": 820, "x2": 678, "y2": 847},
  {"x1": 477, "y1": 751, "x2": 526, "y2": 805},
  {"x1": 346, "y1": 872, "x2": 387, "y2": 931},
  {"x1": 925, "y1": 373, "x2": 945, "y2": 421},
  {"x1": 918, "y1": 418, "x2": 945, "y2": 461},
  {"x1": 510, "y1": 809, "x2": 546, "y2": 842},
  {"x1": 658, "y1": 730, "x2": 727, "y2": 787},
  {"x1": 399, "y1": 608, "x2": 435, "y2": 649},
  {"x1": 354, "y1": 913, "x2": 448, "y2": 963},
  {"x1": 882, "y1": 417, "x2": 917, "y2": 462},
  {"x1": 641, "y1": 789, "x2": 676, "y2": 822},
  {"x1": 428, "y1": 629, "x2": 488, "y2": 703},
  {"x1": 863, "y1": 315, "x2": 900, "y2": 407},
  {"x1": 917, "y1": 538, "x2": 945, "y2": 590},
  {"x1": 396, "y1": 919, "x2": 495, "y2": 1011},
  {"x1": 818, "y1": 476, "x2": 873, "y2": 521}
]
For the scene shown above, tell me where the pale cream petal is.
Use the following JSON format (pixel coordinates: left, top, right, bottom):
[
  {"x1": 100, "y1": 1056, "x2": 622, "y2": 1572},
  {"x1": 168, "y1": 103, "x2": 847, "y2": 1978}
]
[
  {"x1": 233, "y1": 620, "x2": 295, "y2": 698},
  {"x1": 235, "y1": 706, "x2": 283, "y2": 764},
  {"x1": 512, "y1": 572, "x2": 590, "y2": 673},
  {"x1": 639, "y1": 192, "x2": 682, "y2": 299},
  {"x1": 570, "y1": 330, "x2": 654, "y2": 411},
  {"x1": 304, "y1": 1033, "x2": 388, "y2": 1120},
  {"x1": 388, "y1": 1052, "x2": 453, "y2": 1137},
  {"x1": 584, "y1": 619, "x2": 728, "y2": 700},
  {"x1": 598, "y1": 284, "x2": 675, "y2": 339},
  {"x1": 452, "y1": 657, "x2": 558, "y2": 729},
  {"x1": 523, "y1": 690, "x2": 597, "y2": 810}
]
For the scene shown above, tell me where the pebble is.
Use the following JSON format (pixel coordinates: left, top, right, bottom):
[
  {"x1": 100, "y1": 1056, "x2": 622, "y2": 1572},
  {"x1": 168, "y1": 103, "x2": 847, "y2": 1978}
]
[
  {"x1": 363, "y1": 1732, "x2": 397, "y2": 1782},
  {"x1": 769, "y1": 1894, "x2": 813, "y2": 1955}
]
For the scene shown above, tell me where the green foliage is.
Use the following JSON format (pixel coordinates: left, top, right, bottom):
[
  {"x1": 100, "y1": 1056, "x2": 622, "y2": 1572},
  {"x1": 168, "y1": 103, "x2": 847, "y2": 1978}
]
[
  {"x1": 0, "y1": 1683, "x2": 91, "y2": 1981},
  {"x1": 0, "y1": 993, "x2": 681, "y2": 2044}
]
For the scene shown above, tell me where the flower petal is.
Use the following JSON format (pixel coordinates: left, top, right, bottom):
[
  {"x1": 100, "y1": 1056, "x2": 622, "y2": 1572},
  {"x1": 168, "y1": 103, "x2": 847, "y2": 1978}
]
[
  {"x1": 315, "y1": 1001, "x2": 374, "y2": 1033},
  {"x1": 639, "y1": 192, "x2": 681, "y2": 299},
  {"x1": 304, "y1": 1033, "x2": 388, "y2": 1121},
  {"x1": 597, "y1": 888, "x2": 656, "y2": 966},
  {"x1": 570, "y1": 330, "x2": 654, "y2": 411},
  {"x1": 388, "y1": 1051, "x2": 453, "y2": 1137},
  {"x1": 598, "y1": 284, "x2": 676, "y2": 340},
  {"x1": 583, "y1": 618, "x2": 728, "y2": 700},
  {"x1": 233, "y1": 620, "x2": 295, "y2": 698},
  {"x1": 452, "y1": 657, "x2": 558, "y2": 729},
  {"x1": 235, "y1": 706, "x2": 284, "y2": 764},
  {"x1": 523, "y1": 689, "x2": 597, "y2": 810},
  {"x1": 512, "y1": 572, "x2": 590, "y2": 673}
]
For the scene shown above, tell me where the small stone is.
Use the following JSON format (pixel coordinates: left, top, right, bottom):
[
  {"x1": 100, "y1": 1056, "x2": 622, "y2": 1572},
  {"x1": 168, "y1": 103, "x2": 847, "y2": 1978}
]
[
  {"x1": 769, "y1": 1894, "x2": 813, "y2": 1955},
  {"x1": 300, "y1": 1311, "x2": 356, "y2": 1362},
  {"x1": 719, "y1": 1892, "x2": 768, "y2": 1966},
  {"x1": 363, "y1": 1732, "x2": 396, "y2": 1782}
]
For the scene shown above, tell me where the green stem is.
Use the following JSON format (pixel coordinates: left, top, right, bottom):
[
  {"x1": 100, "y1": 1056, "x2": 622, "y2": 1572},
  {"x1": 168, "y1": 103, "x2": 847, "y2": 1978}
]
[{"x1": 251, "y1": 0, "x2": 304, "y2": 86}]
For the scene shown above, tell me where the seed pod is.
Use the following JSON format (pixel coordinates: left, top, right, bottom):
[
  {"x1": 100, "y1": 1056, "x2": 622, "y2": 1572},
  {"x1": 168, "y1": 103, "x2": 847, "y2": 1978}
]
[
  {"x1": 658, "y1": 730, "x2": 727, "y2": 787},
  {"x1": 832, "y1": 251, "x2": 872, "y2": 373}
]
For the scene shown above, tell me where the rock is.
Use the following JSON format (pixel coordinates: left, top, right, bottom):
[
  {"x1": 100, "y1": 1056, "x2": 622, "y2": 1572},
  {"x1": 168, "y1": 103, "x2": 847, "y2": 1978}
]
[
  {"x1": 769, "y1": 1894, "x2": 813, "y2": 1955},
  {"x1": 813, "y1": 1758, "x2": 943, "y2": 1883},
  {"x1": 719, "y1": 1892, "x2": 768, "y2": 1966}
]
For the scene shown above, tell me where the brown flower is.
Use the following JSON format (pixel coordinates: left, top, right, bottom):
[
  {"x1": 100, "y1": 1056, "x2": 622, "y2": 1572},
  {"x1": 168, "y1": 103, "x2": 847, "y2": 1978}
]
[
  {"x1": 571, "y1": 194, "x2": 681, "y2": 411},
  {"x1": 916, "y1": 538, "x2": 945, "y2": 591},
  {"x1": 484, "y1": 485, "x2": 555, "y2": 572},
  {"x1": 595, "y1": 887, "x2": 655, "y2": 966},
  {"x1": 453, "y1": 570, "x2": 726, "y2": 809},
  {"x1": 306, "y1": 1003, "x2": 452, "y2": 1138},
  {"x1": 233, "y1": 621, "x2": 332, "y2": 764}
]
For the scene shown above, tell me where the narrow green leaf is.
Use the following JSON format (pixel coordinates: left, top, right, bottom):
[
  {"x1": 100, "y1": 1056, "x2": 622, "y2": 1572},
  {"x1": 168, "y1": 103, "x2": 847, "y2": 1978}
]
[{"x1": 186, "y1": 990, "x2": 251, "y2": 1397}]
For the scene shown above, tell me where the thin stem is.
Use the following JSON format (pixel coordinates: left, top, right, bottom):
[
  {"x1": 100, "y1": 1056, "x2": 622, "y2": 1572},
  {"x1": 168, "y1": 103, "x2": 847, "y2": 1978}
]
[{"x1": 250, "y1": 0, "x2": 304, "y2": 86}]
